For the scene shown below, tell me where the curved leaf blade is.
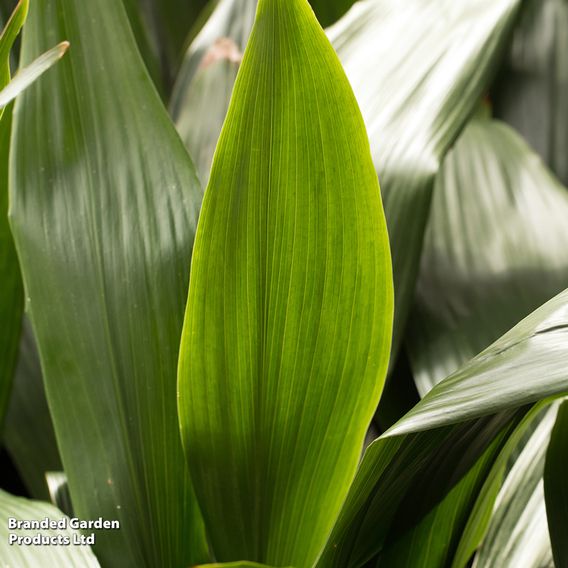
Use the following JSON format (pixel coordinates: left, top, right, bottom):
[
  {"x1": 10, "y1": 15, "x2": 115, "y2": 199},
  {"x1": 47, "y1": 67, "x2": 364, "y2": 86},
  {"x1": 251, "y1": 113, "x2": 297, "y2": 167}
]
[
  {"x1": 177, "y1": 0, "x2": 393, "y2": 564},
  {"x1": 0, "y1": 41, "x2": 68, "y2": 109},
  {"x1": 9, "y1": 0, "x2": 207, "y2": 565},
  {"x1": 329, "y1": 0, "x2": 521, "y2": 356},
  {"x1": 472, "y1": 404, "x2": 557, "y2": 568},
  {"x1": 406, "y1": 119, "x2": 568, "y2": 396},
  {"x1": 0, "y1": 490, "x2": 100, "y2": 567}
]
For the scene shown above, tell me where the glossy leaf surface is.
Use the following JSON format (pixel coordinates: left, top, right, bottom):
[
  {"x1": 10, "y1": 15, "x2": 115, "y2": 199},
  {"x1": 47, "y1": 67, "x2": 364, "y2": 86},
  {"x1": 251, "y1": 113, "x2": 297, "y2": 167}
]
[
  {"x1": 10, "y1": 0, "x2": 207, "y2": 565},
  {"x1": 318, "y1": 411, "x2": 521, "y2": 567},
  {"x1": 492, "y1": 0, "x2": 568, "y2": 186},
  {"x1": 177, "y1": 0, "x2": 393, "y2": 564},
  {"x1": 0, "y1": 490, "x2": 100, "y2": 566},
  {"x1": 170, "y1": 0, "x2": 257, "y2": 183},
  {"x1": 473, "y1": 405, "x2": 557, "y2": 568},
  {"x1": 329, "y1": 0, "x2": 521, "y2": 355},
  {"x1": 406, "y1": 119, "x2": 568, "y2": 396}
]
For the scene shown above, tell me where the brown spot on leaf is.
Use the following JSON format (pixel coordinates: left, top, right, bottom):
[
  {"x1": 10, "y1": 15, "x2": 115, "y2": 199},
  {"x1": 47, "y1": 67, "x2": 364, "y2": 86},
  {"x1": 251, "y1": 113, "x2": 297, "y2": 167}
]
[{"x1": 199, "y1": 37, "x2": 243, "y2": 70}]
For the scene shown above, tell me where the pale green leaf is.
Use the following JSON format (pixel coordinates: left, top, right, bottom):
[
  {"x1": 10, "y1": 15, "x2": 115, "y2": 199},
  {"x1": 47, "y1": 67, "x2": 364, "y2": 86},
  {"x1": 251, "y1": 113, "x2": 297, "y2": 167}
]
[
  {"x1": 472, "y1": 405, "x2": 557, "y2": 568},
  {"x1": 493, "y1": 0, "x2": 568, "y2": 186},
  {"x1": 0, "y1": 41, "x2": 68, "y2": 108},
  {"x1": 386, "y1": 288, "x2": 568, "y2": 437},
  {"x1": 0, "y1": 490, "x2": 100, "y2": 567},
  {"x1": 329, "y1": 0, "x2": 521, "y2": 355},
  {"x1": 177, "y1": 0, "x2": 393, "y2": 565},
  {"x1": 170, "y1": 0, "x2": 257, "y2": 183},
  {"x1": 544, "y1": 400, "x2": 568, "y2": 568},
  {"x1": 9, "y1": 0, "x2": 207, "y2": 565},
  {"x1": 406, "y1": 119, "x2": 568, "y2": 396}
]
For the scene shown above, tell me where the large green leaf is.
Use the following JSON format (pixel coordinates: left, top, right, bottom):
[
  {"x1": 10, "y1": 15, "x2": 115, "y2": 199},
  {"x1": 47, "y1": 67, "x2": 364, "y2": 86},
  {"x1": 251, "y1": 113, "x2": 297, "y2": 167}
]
[
  {"x1": 0, "y1": 103, "x2": 20, "y2": 430},
  {"x1": 492, "y1": 0, "x2": 568, "y2": 186},
  {"x1": 3, "y1": 320, "x2": 62, "y2": 500},
  {"x1": 406, "y1": 118, "x2": 568, "y2": 396},
  {"x1": 196, "y1": 564, "x2": 287, "y2": 568},
  {"x1": 173, "y1": 1, "x2": 522, "y2": 349},
  {"x1": 473, "y1": 404, "x2": 557, "y2": 568},
  {"x1": 387, "y1": 288, "x2": 568, "y2": 437},
  {"x1": 377, "y1": 416, "x2": 517, "y2": 568},
  {"x1": 329, "y1": 0, "x2": 521, "y2": 356},
  {"x1": 0, "y1": 0, "x2": 26, "y2": 430},
  {"x1": 177, "y1": 0, "x2": 393, "y2": 565},
  {"x1": 170, "y1": 0, "x2": 257, "y2": 183},
  {"x1": 0, "y1": 490, "x2": 100, "y2": 567},
  {"x1": 544, "y1": 400, "x2": 568, "y2": 568},
  {"x1": 9, "y1": 0, "x2": 207, "y2": 566},
  {"x1": 318, "y1": 410, "x2": 523, "y2": 567}
]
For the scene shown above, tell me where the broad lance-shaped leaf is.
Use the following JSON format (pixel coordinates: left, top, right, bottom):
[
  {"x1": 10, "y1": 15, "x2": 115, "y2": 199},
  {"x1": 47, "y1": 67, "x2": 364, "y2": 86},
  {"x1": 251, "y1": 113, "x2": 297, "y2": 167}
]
[
  {"x1": 10, "y1": 0, "x2": 207, "y2": 566},
  {"x1": 544, "y1": 400, "x2": 568, "y2": 568},
  {"x1": 0, "y1": 490, "x2": 100, "y2": 567},
  {"x1": 471, "y1": 404, "x2": 557, "y2": 568},
  {"x1": 178, "y1": 0, "x2": 393, "y2": 564},
  {"x1": 387, "y1": 287, "x2": 568, "y2": 437},
  {"x1": 492, "y1": 0, "x2": 568, "y2": 187},
  {"x1": 170, "y1": 0, "x2": 257, "y2": 183},
  {"x1": 328, "y1": 0, "x2": 521, "y2": 358},
  {"x1": 406, "y1": 118, "x2": 568, "y2": 397},
  {"x1": 172, "y1": 0, "x2": 522, "y2": 359}
]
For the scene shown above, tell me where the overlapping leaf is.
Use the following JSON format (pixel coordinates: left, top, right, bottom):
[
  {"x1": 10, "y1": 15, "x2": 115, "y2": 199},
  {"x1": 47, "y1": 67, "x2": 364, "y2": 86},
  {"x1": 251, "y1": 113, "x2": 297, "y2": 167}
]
[
  {"x1": 388, "y1": 288, "x2": 568, "y2": 437},
  {"x1": 173, "y1": 0, "x2": 522, "y2": 357},
  {"x1": 328, "y1": 0, "x2": 521, "y2": 354},
  {"x1": 0, "y1": 490, "x2": 100, "y2": 566},
  {"x1": 177, "y1": 0, "x2": 393, "y2": 564},
  {"x1": 318, "y1": 410, "x2": 524, "y2": 567},
  {"x1": 472, "y1": 405, "x2": 557, "y2": 568},
  {"x1": 9, "y1": 0, "x2": 207, "y2": 565},
  {"x1": 406, "y1": 118, "x2": 568, "y2": 396},
  {"x1": 492, "y1": 0, "x2": 568, "y2": 186},
  {"x1": 170, "y1": 0, "x2": 257, "y2": 183}
]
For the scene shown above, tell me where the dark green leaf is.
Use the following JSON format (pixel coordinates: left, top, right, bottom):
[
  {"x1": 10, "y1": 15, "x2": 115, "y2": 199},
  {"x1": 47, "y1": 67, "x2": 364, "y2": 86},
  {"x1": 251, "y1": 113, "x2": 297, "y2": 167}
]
[
  {"x1": 544, "y1": 400, "x2": 568, "y2": 568},
  {"x1": 318, "y1": 411, "x2": 521, "y2": 567},
  {"x1": 3, "y1": 320, "x2": 62, "y2": 500},
  {"x1": 177, "y1": 0, "x2": 393, "y2": 564},
  {"x1": 378, "y1": 416, "x2": 517, "y2": 568},
  {"x1": 10, "y1": 0, "x2": 207, "y2": 565},
  {"x1": 0, "y1": 103, "x2": 21, "y2": 430},
  {"x1": 308, "y1": 0, "x2": 355, "y2": 27},
  {"x1": 406, "y1": 119, "x2": 568, "y2": 396}
]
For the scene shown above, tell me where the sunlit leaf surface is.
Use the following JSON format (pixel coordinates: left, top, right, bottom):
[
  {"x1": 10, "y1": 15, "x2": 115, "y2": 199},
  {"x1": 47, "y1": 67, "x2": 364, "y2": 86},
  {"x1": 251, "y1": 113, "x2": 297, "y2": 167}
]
[
  {"x1": 178, "y1": 0, "x2": 393, "y2": 564},
  {"x1": 9, "y1": 0, "x2": 208, "y2": 565}
]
